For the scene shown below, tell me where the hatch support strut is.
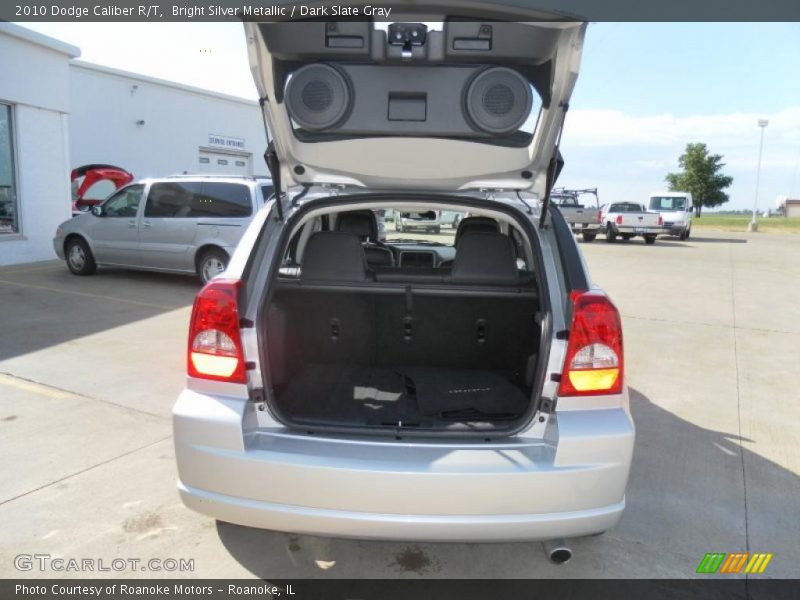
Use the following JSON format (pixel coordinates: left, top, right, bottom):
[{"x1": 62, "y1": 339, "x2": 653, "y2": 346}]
[
  {"x1": 539, "y1": 103, "x2": 569, "y2": 229},
  {"x1": 260, "y1": 97, "x2": 284, "y2": 222},
  {"x1": 265, "y1": 142, "x2": 284, "y2": 222}
]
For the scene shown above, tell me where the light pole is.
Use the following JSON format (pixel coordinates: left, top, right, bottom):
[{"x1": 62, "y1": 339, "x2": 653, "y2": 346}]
[{"x1": 748, "y1": 118, "x2": 769, "y2": 232}]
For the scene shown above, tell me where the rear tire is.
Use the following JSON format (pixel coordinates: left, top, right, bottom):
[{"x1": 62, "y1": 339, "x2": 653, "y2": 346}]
[
  {"x1": 685, "y1": 227, "x2": 691, "y2": 239},
  {"x1": 644, "y1": 235, "x2": 657, "y2": 245},
  {"x1": 198, "y1": 249, "x2": 228, "y2": 284},
  {"x1": 582, "y1": 232, "x2": 596, "y2": 243},
  {"x1": 605, "y1": 224, "x2": 617, "y2": 243},
  {"x1": 65, "y1": 237, "x2": 96, "y2": 276}
]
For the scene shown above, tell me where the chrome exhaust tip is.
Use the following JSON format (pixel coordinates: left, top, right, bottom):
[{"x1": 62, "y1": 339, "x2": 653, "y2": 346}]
[{"x1": 542, "y1": 538, "x2": 572, "y2": 564}]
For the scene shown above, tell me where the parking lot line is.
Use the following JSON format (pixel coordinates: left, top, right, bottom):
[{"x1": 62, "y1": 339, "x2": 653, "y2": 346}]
[
  {"x1": 0, "y1": 372, "x2": 72, "y2": 400},
  {"x1": 0, "y1": 277, "x2": 179, "y2": 310},
  {"x1": 0, "y1": 371, "x2": 169, "y2": 421}
]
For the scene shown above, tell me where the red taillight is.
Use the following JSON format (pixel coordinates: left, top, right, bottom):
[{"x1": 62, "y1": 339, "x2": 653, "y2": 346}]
[
  {"x1": 615, "y1": 215, "x2": 623, "y2": 225},
  {"x1": 658, "y1": 215, "x2": 664, "y2": 226},
  {"x1": 597, "y1": 210, "x2": 602, "y2": 222},
  {"x1": 558, "y1": 290, "x2": 624, "y2": 397},
  {"x1": 187, "y1": 279, "x2": 246, "y2": 383}
]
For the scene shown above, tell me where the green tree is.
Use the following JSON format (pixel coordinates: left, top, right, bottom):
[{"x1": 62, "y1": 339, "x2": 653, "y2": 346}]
[{"x1": 665, "y1": 143, "x2": 734, "y2": 216}]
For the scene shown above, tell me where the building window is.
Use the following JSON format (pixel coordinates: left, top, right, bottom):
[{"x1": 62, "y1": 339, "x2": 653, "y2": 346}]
[
  {"x1": 217, "y1": 159, "x2": 228, "y2": 166},
  {"x1": 0, "y1": 103, "x2": 18, "y2": 235}
]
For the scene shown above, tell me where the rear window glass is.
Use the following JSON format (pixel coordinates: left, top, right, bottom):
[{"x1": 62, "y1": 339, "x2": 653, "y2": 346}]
[
  {"x1": 144, "y1": 182, "x2": 251, "y2": 218},
  {"x1": 649, "y1": 196, "x2": 687, "y2": 211},
  {"x1": 610, "y1": 203, "x2": 643, "y2": 213}
]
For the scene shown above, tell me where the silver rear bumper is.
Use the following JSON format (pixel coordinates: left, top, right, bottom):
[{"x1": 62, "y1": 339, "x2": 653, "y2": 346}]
[
  {"x1": 173, "y1": 389, "x2": 635, "y2": 541},
  {"x1": 179, "y1": 482, "x2": 625, "y2": 541},
  {"x1": 614, "y1": 226, "x2": 666, "y2": 234}
]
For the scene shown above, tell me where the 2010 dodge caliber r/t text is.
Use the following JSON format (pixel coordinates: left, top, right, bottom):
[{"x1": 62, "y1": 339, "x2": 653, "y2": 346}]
[{"x1": 173, "y1": 5, "x2": 634, "y2": 560}]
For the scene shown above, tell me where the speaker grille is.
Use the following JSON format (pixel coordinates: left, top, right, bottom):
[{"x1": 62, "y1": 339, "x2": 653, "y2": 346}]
[
  {"x1": 483, "y1": 84, "x2": 515, "y2": 116},
  {"x1": 301, "y1": 80, "x2": 333, "y2": 112},
  {"x1": 464, "y1": 67, "x2": 533, "y2": 135},
  {"x1": 285, "y1": 64, "x2": 352, "y2": 131}
]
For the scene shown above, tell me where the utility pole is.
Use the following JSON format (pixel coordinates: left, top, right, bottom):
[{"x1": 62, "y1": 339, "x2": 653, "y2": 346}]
[{"x1": 748, "y1": 119, "x2": 769, "y2": 232}]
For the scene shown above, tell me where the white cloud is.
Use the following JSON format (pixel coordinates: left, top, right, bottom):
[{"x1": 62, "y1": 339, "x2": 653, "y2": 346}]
[{"x1": 563, "y1": 107, "x2": 800, "y2": 148}]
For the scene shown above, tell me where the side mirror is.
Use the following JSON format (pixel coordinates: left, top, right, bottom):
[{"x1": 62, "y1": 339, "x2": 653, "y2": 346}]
[{"x1": 91, "y1": 206, "x2": 104, "y2": 217}]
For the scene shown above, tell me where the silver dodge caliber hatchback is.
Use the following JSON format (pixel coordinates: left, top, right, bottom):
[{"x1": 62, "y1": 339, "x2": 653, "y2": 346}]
[{"x1": 173, "y1": 9, "x2": 634, "y2": 561}]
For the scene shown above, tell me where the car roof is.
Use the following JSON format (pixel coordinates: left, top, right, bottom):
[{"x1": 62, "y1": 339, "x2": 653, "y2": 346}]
[{"x1": 135, "y1": 174, "x2": 273, "y2": 187}]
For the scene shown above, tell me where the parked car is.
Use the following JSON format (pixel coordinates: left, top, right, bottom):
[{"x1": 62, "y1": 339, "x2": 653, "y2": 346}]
[
  {"x1": 600, "y1": 202, "x2": 664, "y2": 244},
  {"x1": 551, "y1": 187, "x2": 601, "y2": 242},
  {"x1": 53, "y1": 175, "x2": 273, "y2": 283},
  {"x1": 395, "y1": 210, "x2": 442, "y2": 233},
  {"x1": 648, "y1": 192, "x2": 693, "y2": 239},
  {"x1": 440, "y1": 210, "x2": 465, "y2": 229},
  {"x1": 71, "y1": 164, "x2": 134, "y2": 216},
  {"x1": 173, "y1": 14, "x2": 634, "y2": 561}
]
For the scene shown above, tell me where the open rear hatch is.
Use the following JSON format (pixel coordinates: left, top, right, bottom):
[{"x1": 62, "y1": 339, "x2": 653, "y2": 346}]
[
  {"x1": 247, "y1": 6, "x2": 587, "y2": 436},
  {"x1": 245, "y1": 5, "x2": 586, "y2": 197}
]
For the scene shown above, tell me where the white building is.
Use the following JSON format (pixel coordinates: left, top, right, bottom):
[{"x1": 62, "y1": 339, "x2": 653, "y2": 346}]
[
  {"x1": 0, "y1": 23, "x2": 78, "y2": 266},
  {"x1": 69, "y1": 61, "x2": 267, "y2": 182},
  {"x1": 0, "y1": 24, "x2": 268, "y2": 267}
]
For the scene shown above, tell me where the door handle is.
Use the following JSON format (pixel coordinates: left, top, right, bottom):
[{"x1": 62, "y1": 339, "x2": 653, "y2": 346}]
[
  {"x1": 127, "y1": 220, "x2": 137, "y2": 228},
  {"x1": 142, "y1": 221, "x2": 152, "y2": 229}
]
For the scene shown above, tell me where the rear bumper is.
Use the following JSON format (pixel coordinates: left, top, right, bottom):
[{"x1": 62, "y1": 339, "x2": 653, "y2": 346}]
[
  {"x1": 569, "y1": 223, "x2": 601, "y2": 233},
  {"x1": 173, "y1": 389, "x2": 635, "y2": 541},
  {"x1": 178, "y1": 481, "x2": 625, "y2": 541},
  {"x1": 613, "y1": 226, "x2": 665, "y2": 235}
]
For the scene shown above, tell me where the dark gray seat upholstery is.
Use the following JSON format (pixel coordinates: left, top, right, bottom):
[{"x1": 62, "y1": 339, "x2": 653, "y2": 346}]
[
  {"x1": 438, "y1": 216, "x2": 502, "y2": 269},
  {"x1": 301, "y1": 231, "x2": 370, "y2": 282},
  {"x1": 451, "y1": 232, "x2": 519, "y2": 285},
  {"x1": 455, "y1": 216, "x2": 500, "y2": 245},
  {"x1": 336, "y1": 210, "x2": 395, "y2": 268}
]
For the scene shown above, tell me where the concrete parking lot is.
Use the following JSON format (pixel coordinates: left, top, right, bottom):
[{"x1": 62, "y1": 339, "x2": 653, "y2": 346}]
[{"x1": 0, "y1": 231, "x2": 797, "y2": 579}]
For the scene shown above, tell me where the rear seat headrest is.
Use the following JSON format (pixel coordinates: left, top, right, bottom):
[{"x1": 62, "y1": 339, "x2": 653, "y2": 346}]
[
  {"x1": 302, "y1": 232, "x2": 369, "y2": 282},
  {"x1": 336, "y1": 210, "x2": 378, "y2": 241},
  {"x1": 455, "y1": 216, "x2": 499, "y2": 246},
  {"x1": 451, "y1": 232, "x2": 519, "y2": 286}
]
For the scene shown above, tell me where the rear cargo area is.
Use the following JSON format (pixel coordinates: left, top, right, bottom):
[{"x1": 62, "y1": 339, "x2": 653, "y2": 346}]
[{"x1": 265, "y1": 289, "x2": 540, "y2": 431}]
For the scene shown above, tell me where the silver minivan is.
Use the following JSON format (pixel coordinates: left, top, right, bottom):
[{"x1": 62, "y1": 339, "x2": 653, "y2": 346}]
[{"x1": 53, "y1": 175, "x2": 273, "y2": 283}]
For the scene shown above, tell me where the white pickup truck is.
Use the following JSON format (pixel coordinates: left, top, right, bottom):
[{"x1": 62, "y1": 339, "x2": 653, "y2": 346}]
[{"x1": 601, "y1": 202, "x2": 665, "y2": 244}]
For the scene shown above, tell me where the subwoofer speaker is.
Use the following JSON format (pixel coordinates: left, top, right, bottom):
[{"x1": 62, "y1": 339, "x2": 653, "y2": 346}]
[
  {"x1": 285, "y1": 64, "x2": 352, "y2": 131},
  {"x1": 463, "y1": 67, "x2": 533, "y2": 135}
]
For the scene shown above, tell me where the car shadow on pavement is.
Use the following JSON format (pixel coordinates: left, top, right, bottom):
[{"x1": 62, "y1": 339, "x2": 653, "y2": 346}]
[
  {"x1": 214, "y1": 387, "x2": 799, "y2": 580},
  {"x1": 686, "y1": 236, "x2": 748, "y2": 244},
  {"x1": 583, "y1": 238, "x2": 688, "y2": 248},
  {"x1": 0, "y1": 263, "x2": 199, "y2": 361}
]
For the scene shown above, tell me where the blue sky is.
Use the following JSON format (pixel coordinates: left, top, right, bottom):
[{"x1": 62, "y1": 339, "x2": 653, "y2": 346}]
[{"x1": 21, "y1": 21, "x2": 800, "y2": 210}]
